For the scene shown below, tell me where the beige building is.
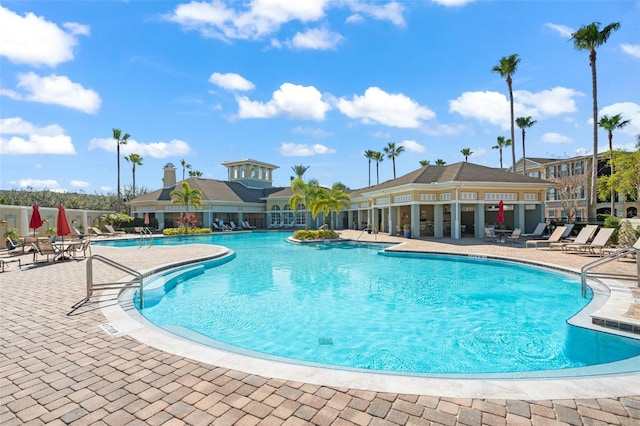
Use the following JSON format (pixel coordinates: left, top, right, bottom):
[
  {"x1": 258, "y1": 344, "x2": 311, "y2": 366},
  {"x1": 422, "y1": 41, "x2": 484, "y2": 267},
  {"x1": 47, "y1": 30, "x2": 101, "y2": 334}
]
[
  {"x1": 514, "y1": 155, "x2": 639, "y2": 221},
  {"x1": 129, "y1": 159, "x2": 550, "y2": 240}
]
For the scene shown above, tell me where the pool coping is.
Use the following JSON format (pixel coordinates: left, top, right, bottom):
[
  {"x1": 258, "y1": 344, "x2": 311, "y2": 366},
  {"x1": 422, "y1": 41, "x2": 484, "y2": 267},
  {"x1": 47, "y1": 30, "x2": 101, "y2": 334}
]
[{"x1": 100, "y1": 242, "x2": 640, "y2": 400}]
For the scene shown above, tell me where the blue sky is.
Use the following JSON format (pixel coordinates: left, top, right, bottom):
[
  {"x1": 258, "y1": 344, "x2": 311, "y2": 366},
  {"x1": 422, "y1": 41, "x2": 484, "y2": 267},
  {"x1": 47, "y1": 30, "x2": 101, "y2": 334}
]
[{"x1": 1, "y1": 1, "x2": 639, "y2": 194}]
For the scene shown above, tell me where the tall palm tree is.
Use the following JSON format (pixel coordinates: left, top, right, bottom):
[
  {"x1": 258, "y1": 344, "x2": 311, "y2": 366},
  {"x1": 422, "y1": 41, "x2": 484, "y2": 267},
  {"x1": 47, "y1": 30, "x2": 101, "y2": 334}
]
[
  {"x1": 460, "y1": 148, "x2": 473, "y2": 162},
  {"x1": 312, "y1": 182, "x2": 351, "y2": 229},
  {"x1": 419, "y1": 160, "x2": 430, "y2": 167},
  {"x1": 435, "y1": 159, "x2": 446, "y2": 165},
  {"x1": 598, "y1": 113, "x2": 631, "y2": 216},
  {"x1": 188, "y1": 169, "x2": 203, "y2": 177},
  {"x1": 571, "y1": 21, "x2": 621, "y2": 219},
  {"x1": 372, "y1": 151, "x2": 384, "y2": 184},
  {"x1": 112, "y1": 128, "x2": 130, "y2": 213},
  {"x1": 170, "y1": 181, "x2": 202, "y2": 233},
  {"x1": 124, "y1": 153, "x2": 143, "y2": 198},
  {"x1": 515, "y1": 116, "x2": 537, "y2": 175},
  {"x1": 291, "y1": 164, "x2": 310, "y2": 179},
  {"x1": 364, "y1": 150, "x2": 376, "y2": 186},
  {"x1": 289, "y1": 177, "x2": 320, "y2": 230},
  {"x1": 180, "y1": 159, "x2": 192, "y2": 181},
  {"x1": 492, "y1": 54, "x2": 521, "y2": 173},
  {"x1": 383, "y1": 142, "x2": 405, "y2": 179},
  {"x1": 492, "y1": 136, "x2": 511, "y2": 169}
]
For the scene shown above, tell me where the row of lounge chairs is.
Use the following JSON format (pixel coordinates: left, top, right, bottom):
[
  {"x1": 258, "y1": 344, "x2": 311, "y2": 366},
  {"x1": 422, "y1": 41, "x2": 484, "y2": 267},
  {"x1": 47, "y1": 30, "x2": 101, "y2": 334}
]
[
  {"x1": 212, "y1": 221, "x2": 257, "y2": 231},
  {"x1": 525, "y1": 224, "x2": 621, "y2": 256},
  {"x1": 269, "y1": 220, "x2": 296, "y2": 229}
]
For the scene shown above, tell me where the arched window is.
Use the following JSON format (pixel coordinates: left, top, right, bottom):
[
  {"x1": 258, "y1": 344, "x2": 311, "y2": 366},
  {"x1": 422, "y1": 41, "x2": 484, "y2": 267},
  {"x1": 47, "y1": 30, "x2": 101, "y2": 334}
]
[
  {"x1": 270, "y1": 205, "x2": 281, "y2": 226},
  {"x1": 251, "y1": 166, "x2": 256, "y2": 178},
  {"x1": 296, "y1": 203, "x2": 306, "y2": 225}
]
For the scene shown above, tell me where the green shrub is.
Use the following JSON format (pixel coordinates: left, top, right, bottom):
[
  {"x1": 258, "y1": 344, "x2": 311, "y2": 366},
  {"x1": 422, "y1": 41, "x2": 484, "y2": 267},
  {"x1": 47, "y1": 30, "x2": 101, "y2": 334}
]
[
  {"x1": 293, "y1": 229, "x2": 340, "y2": 240},
  {"x1": 602, "y1": 215, "x2": 621, "y2": 245},
  {"x1": 162, "y1": 227, "x2": 212, "y2": 236}
]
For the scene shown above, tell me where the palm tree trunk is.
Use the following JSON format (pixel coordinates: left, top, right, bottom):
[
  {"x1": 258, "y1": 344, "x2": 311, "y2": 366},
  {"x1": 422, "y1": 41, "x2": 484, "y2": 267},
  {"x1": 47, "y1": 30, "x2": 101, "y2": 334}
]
[
  {"x1": 376, "y1": 161, "x2": 380, "y2": 185},
  {"x1": 589, "y1": 47, "x2": 599, "y2": 221},
  {"x1": 522, "y1": 129, "x2": 527, "y2": 175},
  {"x1": 499, "y1": 149, "x2": 503, "y2": 169},
  {"x1": 368, "y1": 159, "x2": 371, "y2": 187},
  {"x1": 117, "y1": 144, "x2": 121, "y2": 212},
  {"x1": 132, "y1": 164, "x2": 136, "y2": 198},
  {"x1": 508, "y1": 79, "x2": 516, "y2": 173},
  {"x1": 609, "y1": 132, "x2": 614, "y2": 216},
  {"x1": 392, "y1": 157, "x2": 396, "y2": 179}
]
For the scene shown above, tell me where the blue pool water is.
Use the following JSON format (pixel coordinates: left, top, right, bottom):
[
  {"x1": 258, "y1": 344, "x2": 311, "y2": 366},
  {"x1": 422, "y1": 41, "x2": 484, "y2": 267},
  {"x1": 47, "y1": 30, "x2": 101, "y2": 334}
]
[{"x1": 99, "y1": 233, "x2": 640, "y2": 374}]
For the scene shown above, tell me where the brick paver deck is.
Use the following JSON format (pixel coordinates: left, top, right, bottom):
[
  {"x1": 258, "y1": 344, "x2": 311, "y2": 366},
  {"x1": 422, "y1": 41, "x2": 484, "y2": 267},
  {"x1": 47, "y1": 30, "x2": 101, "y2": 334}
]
[{"x1": 1, "y1": 232, "x2": 639, "y2": 425}]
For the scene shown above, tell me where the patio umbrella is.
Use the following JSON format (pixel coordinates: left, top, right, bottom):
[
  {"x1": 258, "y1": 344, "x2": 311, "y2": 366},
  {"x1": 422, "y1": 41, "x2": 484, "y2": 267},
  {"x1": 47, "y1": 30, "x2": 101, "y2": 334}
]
[
  {"x1": 144, "y1": 212, "x2": 150, "y2": 226},
  {"x1": 57, "y1": 204, "x2": 71, "y2": 241},
  {"x1": 29, "y1": 204, "x2": 43, "y2": 237},
  {"x1": 497, "y1": 200, "x2": 505, "y2": 225}
]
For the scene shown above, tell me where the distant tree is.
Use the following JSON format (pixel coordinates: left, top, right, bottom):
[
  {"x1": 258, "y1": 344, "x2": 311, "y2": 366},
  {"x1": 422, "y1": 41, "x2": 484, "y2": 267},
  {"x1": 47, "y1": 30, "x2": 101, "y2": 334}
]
[
  {"x1": 124, "y1": 153, "x2": 143, "y2": 198},
  {"x1": 372, "y1": 151, "x2": 384, "y2": 184},
  {"x1": 291, "y1": 164, "x2": 310, "y2": 179},
  {"x1": 188, "y1": 170, "x2": 203, "y2": 177},
  {"x1": 461, "y1": 148, "x2": 473, "y2": 162},
  {"x1": 364, "y1": 150, "x2": 376, "y2": 187},
  {"x1": 435, "y1": 159, "x2": 446, "y2": 165},
  {"x1": 571, "y1": 21, "x2": 621, "y2": 219},
  {"x1": 598, "y1": 113, "x2": 631, "y2": 215},
  {"x1": 112, "y1": 128, "x2": 131, "y2": 213},
  {"x1": 170, "y1": 182, "x2": 202, "y2": 232},
  {"x1": 515, "y1": 116, "x2": 537, "y2": 175},
  {"x1": 598, "y1": 149, "x2": 639, "y2": 205},
  {"x1": 180, "y1": 159, "x2": 192, "y2": 181},
  {"x1": 419, "y1": 160, "x2": 430, "y2": 167},
  {"x1": 383, "y1": 142, "x2": 405, "y2": 179},
  {"x1": 492, "y1": 54, "x2": 521, "y2": 173},
  {"x1": 492, "y1": 136, "x2": 511, "y2": 169},
  {"x1": 549, "y1": 172, "x2": 589, "y2": 223},
  {"x1": 312, "y1": 182, "x2": 351, "y2": 230}
]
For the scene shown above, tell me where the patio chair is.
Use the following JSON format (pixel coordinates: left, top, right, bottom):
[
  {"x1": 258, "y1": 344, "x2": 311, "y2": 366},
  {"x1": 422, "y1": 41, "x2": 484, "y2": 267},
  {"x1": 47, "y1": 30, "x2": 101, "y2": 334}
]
[
  {"x1": 90, "y1": 227, "x2": 113, "y2": 237},
  {"x1": 599, "y1": 236, "x2": 640, "y2": 258},
  {"x1": 71, "y1": 239, "x2": 92, "y2": 259},
  {"x1": 525, "y1": 226, "x2": 567, "y2": 249},
  {"x1": 71, "y1": 225, "x2": 85, "y2": 240},
  {"x1": 559, "y1": 223, "x2": 575, "y2": 239},
  {"x1": 104, "y1": 224, "x2": 126, "y2": 235},
  {"x1": 32, "y1": 240, "x2": 60, "y2": 263},
  {"x1": 242, "y1": 221, "x2": 256, "y2": 229},
  {"x1": 563, "y1": 228, "x2": 615, "y2": 255},
  {"x1": 522, "y1": 222, "x2": 548, "y2": 240},
  {"x1": 484, "y1": 227, "x2": 497, "y2": 242},
  {"x1": 6, "y1": 237, "x2": 20, "y2": 252},
  {"x1": 506, "y1": 228, "x2": 522, "y2": 244},
  {"x1": 549, "y1": 225, "x2": 598, "y2": 251}
]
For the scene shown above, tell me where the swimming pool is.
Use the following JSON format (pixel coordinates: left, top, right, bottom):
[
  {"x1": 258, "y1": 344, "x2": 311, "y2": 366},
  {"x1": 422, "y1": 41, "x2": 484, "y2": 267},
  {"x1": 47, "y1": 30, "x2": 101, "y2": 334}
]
[{"x1": 98, "y1": 232, "x2": 640, "y2": 376}]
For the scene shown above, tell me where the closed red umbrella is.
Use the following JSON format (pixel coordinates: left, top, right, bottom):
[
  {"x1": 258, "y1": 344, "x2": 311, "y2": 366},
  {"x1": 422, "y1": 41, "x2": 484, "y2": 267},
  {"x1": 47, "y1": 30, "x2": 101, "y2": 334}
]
[
  {"x1": 144, "y1": 212, "x2": 150, "y2": 226},
  {"x1": 497, "y1": 200, "x2": 505, "y2": 225},
  {"x1": 29, "y1": 204, "x2": 43, "y2": 237},
  {"x1": 57, "y1": 204, "x2": 71, "y2": 239}
]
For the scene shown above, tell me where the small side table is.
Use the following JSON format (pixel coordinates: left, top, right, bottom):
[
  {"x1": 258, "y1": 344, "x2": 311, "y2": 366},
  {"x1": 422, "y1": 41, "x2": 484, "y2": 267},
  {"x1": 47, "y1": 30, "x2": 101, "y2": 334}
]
[{"x1": 0, "y1": 258, "x2": 21, "y2": 272}]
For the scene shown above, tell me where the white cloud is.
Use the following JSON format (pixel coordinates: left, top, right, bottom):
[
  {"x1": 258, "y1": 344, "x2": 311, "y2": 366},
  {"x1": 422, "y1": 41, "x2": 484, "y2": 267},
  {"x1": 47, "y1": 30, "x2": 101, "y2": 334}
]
[
  {"x1": 545, "y1": 22, "x2": 574, "y2": 38},
  {"x1": 15, "y1": 178, "x2": 61, "y2": 189},
  {"x1": 337, "y1": 87, "x2": 435, "y2": 128},
  {"x1": 166, "y1": 0, "x2": 329, "y2": 41},
  {"x1": 0, "y1": 5, "x2": 87, "y2": 67},
  {"x1": 209, "y1": 72, "x2": 255, "y2": 91},
  {"x1": 598, "y1": 102, "x2": 640, "y2": 136},
  {"x1": 542, "y1": 132, "x2": 573, "y2": 144},
  {"x1": 279, "y1": 142, "x2": 335, "y2": 156},
  {"x1": 88, "y1": 137, "x2": 193, "y2": 158},
  {"x1": 288, "y1": 27, "x2": 342, "y2": 50},
  {"x1": 0, "y1": 117, "x2": 76, "y2": 155},
  {"x1": 63, "y1": 22, "x2": 90, "y2": 36},
  {"x1": 291, "y1": 126, "x2": 332, "y2": 137},
  {"x1": 620, "y1": 43, "x2": 640, "y2": 59},
  {"x1": 70, "y1": 180, "x2": 90, "y2": 188},
  {"x1": 431, "y1": 0, "x2": 475, "y2": 6},
  {"x1": 449, "y1": 87, "x2": 582, "y2": 130},
  {"x1": 2, "y1": 72, "x2": 101, "y2": 114},
  {"x1": 348, "y1": 2, "x2": 405, "y2": 27},
  {"x1": 399, "y1": 140, "x2": 426, "y2": 153},
  {"x1": 236, "y1": 83, "x2": 330, "y2": 121}
]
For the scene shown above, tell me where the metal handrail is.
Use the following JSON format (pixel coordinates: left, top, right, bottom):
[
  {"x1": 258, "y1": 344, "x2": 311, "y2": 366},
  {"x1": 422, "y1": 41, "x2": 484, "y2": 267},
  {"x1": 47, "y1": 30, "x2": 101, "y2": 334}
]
[
  {"x1": 137, "y1": 226, "x2": 154, "y2": 247},
  {"x1": 86, "y1": 254, "x2": 144, "y2": 308},
  {"x1": 580, "y1": 247, "x2": 639, "y2": 298}
]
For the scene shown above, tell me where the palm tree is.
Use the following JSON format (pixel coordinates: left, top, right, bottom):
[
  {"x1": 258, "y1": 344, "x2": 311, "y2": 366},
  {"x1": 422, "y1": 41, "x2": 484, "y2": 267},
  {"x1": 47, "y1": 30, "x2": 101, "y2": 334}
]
[
  {"x1": 598, "y1": 113, "x2": 631, "y2": 216},
  {"x1": 571, "y1": 21, "x2": 621, "y2": 219},
  {"x1": 312, "y1": 182, "x2": 351, "y2": 229},
  {"x1": 492, "y1": 136, "x2": 511, "y2": 169},
  {"x1": 419, "y1": 160, "x2": 430, "y2": 167},
  {"x1": 515, "y1": 116, "x2": 537, "y2": 175},
  {"x1": 435, "y1": 159, "x2": 446, "y2": 165},
  {"x1": 372, "y1": 151, "x2": 384, "y2": 184},
  {"x1": 170, "y1": 181, "x2": 202, "y2": 233},
  {"x1": 291, "y1": 164, "x2": 310, "y2": 179},
  {"x1": 289, "y1": 177, "x2": 321, "y2": 230},
  {"x1": 461, "y1": 148, "x2": 473, "y2": 162},
  {"x1": 492, "y1": 54, "x2": 521, "y2": 173},
  {"x1": 180, "y1": 159, "x2": 192, "y2": 181},
  {"x1": 112, "y1": 128, "x2": 131, "y2": 213},
  {"x1": 124, "y1": 153, "x2": 143, "y2": 198},
  {"x1": 383, "y1": 142, "x2": 405, "y2": 179},
  {"x1": 364, "y1": 150, "x2": 376, "y2": 186},
  {"x1": 188, "y1": 170, "x2": 203, "y2": 177}
]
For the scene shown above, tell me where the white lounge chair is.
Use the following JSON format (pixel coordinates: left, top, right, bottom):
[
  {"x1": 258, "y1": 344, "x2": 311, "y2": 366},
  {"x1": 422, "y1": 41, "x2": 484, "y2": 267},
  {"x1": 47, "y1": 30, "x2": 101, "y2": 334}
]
[
  {"x1": 242, "y1": 221, "x2": 256, "y2": 229},
  {"x1": 525, "y1": 226, "x2": 567, "y2": 249},
  {"x1": 549, "y1": 225, "x2": 598, "y2": 251},
  {"x1": 563, "y1": 228, "x2": 615, "y2": 255},
  {"x1": 522, "y1": 222, "x2": 547, "y2": 240},
  {"x1": 506, "y1": 228, "x2": 522, "y2": 244}
]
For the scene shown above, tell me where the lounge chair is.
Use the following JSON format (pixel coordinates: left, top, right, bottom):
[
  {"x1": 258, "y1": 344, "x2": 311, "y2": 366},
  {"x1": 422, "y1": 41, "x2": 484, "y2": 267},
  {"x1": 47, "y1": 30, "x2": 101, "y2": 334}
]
[
  {"x1": 32, "y1": 240, "x2": 60, "y2": 263},
  {"x1": 71, "y1": 239, "x2": 92, "y2": 259},
  {"x1": 211, "y1": 223, "x2": 222, "y2": 232},
  {"x1": 484, "y1": 227, "x2": 497, "y2": 242},
  {"x1": 71, "y1": 225, "x2": 85, "y2": 240},
  {"x1": 242, "y1": 221, "x2": 256, "y2": 229},
  {"x1": 90, "y1": 227, "x2": 113, "y2": 237},
  {"x1": 229, "y1": 221, "x2": 243, "y2": 230},
  {"x1": 104, "y1": 224, "x2": 126, "y2": 235},
  {"x1": 549, "y1": 225, "x2": 598, "y2": 251},
  {"x1": 563, "y1": 228, "x2": 615, "y2": 255},
  {"x1": 522, "y1": 222, "x2": 548, "y2": 240},
  {"x1": 559, "y1": 223, "x2": 575, "y2": 239},
  {"x1": 5, "y1": 237, "x2": 20, "y2": 252},
  {"x1": 525, "y1": 226, "x2": 567, "y2": 249},
  {"x1": 600, "y1": 236, "x2": 640, "y2": 257}
]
